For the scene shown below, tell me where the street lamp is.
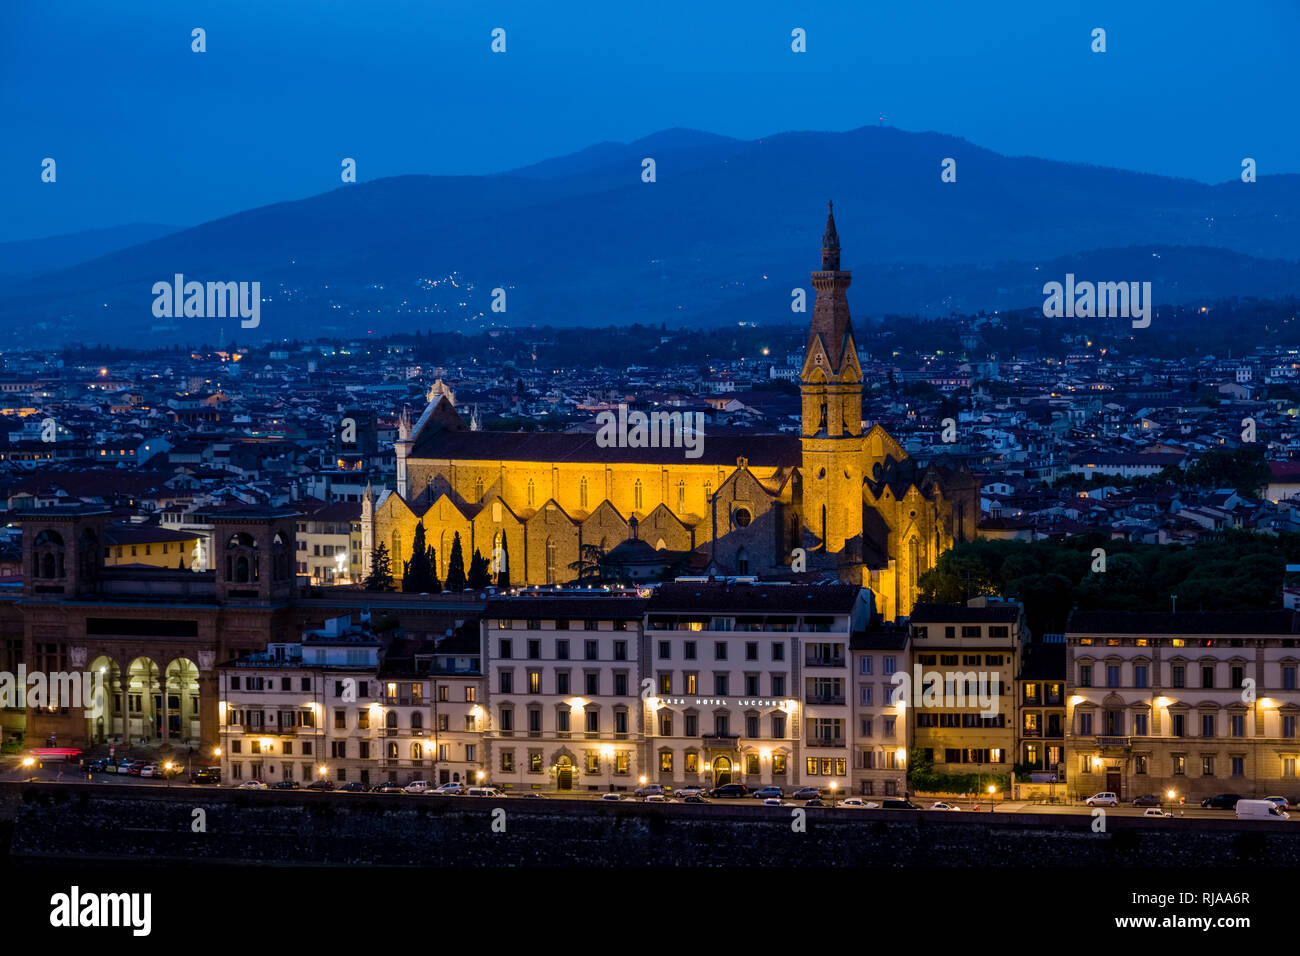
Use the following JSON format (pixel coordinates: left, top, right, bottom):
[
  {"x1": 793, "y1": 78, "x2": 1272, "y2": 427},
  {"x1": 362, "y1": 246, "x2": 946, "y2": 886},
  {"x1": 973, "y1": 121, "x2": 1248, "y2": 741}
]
[
  {"x1": 164, "y1": 761, "x2": 174, "y2": 787},
  {"x1": 829, "y1": 780, "x2": 838, "y2": 808},
  {"x1": 988, "y1": 783, "x2": 997, "y2": 813}
]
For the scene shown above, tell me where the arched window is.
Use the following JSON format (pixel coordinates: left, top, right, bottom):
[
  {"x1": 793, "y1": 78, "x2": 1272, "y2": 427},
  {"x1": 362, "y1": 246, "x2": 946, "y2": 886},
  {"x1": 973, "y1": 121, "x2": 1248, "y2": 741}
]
[
  {"x1": 411, "y1": 712, "x2": 423, "y2": 730},
  {"x1": 474, "y1": 477, "x2": 484, "y2": 501},
  {"x1": 272, "y1": 532, "x2": 287, "y2": 580},
  {"x1": 391, "y1": 530, "x2": 402, "y2": 567},
  {"x1": 386, "y1": 711, "x2": 398, "y2": 730},
  {"x1": 33, "y1": 530, "x2": 65, "y2": 579},
  {"x1": 225, "y1": 532, "x2": 258, "y2": 583},
  {"x1": 387, "y1": 742, "x2": 398, "y2": 759},
  {"x1": 634, "y1": 480, "x2": 643, "y2": 511},
  {"x1": 411, "y1": 742, "x2": 423, "y2": 760},
  {"x1": 737, "y1": 547, "x2": 750, "y2": 576},
  {"x1": 579, "y1": 476, "x2": 588, "y2": 510}
]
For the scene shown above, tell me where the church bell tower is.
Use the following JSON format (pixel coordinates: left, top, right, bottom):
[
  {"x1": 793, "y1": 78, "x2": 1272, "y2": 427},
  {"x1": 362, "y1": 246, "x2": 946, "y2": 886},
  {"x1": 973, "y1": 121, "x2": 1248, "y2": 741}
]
[{"x1": 800, "y1": 202, "x2": 864, "y2": 560}]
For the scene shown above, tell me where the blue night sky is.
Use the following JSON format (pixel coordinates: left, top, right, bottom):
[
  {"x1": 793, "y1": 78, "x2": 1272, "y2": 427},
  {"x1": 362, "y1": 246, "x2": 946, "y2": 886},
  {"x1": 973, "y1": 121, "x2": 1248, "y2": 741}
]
[{"x1": 2, "y1": 0, "x2": 1296, "y2": 242}]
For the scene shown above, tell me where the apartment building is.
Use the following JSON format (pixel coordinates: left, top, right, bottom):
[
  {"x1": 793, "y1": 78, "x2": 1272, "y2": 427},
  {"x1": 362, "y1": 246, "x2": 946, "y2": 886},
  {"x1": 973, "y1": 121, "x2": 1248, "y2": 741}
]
[
  {"x1": 1017, "y1": 642, "x2": 1067, "y2": 778},
  {"x1": 295, "y1": 500, "x2": 362, "y2": 586},
  {"x1": 481, "y1": 594, "x2": 648, "y2": 792},
  {"x1": 907, "y1": 601, "x2": 1022, "y2": 778},
  {"x1": 1067, "y1": 609, "x2": 1300, "y2": 802},
  {"x1": 850, "y1": 621, "x2": 909, "y2": 797},
  {"x1": 644, "y1": 582, "x2": 870, "y2": 793}
]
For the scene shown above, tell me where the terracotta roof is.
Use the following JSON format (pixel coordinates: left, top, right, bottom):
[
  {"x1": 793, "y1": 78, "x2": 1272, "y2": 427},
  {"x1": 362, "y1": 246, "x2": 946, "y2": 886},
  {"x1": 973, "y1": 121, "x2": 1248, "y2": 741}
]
[
  {"x1": 412, "y1": 428, "x2": 799, "y2": 468},
  {"x1": 648, "y1": 582, "x2": 864, "y2": 613}
]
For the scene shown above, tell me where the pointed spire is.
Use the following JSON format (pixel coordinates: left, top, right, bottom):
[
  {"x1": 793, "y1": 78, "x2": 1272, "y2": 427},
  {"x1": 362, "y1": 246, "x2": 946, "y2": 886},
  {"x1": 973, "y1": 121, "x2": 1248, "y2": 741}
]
[{"x1": 821, "y1": 200, "x2": 840, "y2": 270}]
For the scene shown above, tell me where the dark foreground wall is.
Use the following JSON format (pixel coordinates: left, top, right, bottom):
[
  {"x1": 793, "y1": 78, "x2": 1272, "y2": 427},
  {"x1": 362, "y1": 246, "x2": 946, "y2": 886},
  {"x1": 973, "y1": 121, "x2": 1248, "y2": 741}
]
[{"x1": 4, "y1": 783, "x2": 1300, "y2": 867}]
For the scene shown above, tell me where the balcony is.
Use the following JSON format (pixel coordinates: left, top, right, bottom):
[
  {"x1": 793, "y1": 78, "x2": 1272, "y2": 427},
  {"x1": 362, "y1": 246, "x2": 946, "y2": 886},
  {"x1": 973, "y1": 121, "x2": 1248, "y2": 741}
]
[
  {"x1": 804, "y1": 656, "x2": 845, "y2": 669},
  {"x1": 1097, "y1": 736, "x2": 1131, "y2": 749},
  {"x1": 805, "y1": 737, "x2": 845, "y2": 749},
  {"x1": 702, "y1": 734, "x2": 739, "y2": 749},
  {"x1": 1021, "y1": 728, "x2": 1042, "y2": 738},
  {"x1": 805, "y1": 695, "x2": 846, "y2": 706}
]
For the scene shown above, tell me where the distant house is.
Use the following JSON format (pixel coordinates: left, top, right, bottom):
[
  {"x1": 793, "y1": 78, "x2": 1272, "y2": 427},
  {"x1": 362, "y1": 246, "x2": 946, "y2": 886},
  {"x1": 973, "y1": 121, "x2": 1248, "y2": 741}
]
[{"x1": 1266, "y1": 461, "x2": 1300, "y2": 502}]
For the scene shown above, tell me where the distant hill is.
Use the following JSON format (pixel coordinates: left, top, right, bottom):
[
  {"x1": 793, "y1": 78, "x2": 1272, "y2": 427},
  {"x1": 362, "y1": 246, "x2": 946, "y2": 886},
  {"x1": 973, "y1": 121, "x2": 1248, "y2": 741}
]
[
  {"x1": 0, "y1": 223, "x2": 180, "y2": 278},
  {"x1": 2, "y1": 125, "x2": 1299, "y2": 346}
]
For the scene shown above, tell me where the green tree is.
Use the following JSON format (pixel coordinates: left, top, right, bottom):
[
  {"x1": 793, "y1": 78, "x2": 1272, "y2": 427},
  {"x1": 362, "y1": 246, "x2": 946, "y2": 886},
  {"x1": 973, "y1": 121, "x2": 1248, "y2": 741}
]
[
  {"x1": 445, "y1": 531, "x2": 467, "y2": 592},
  {"x1": 402, "y1": 521, "x2": 438, "y2": 592},
  {"x1": 569, "y1": 543, "x2": 606, "y2": 582},
  {"x1": 467, "y1": 549, "x2": 491, "y2": 590},
  {"x1": 364, "y1": 542, "x2": 393, "y2": 592}
]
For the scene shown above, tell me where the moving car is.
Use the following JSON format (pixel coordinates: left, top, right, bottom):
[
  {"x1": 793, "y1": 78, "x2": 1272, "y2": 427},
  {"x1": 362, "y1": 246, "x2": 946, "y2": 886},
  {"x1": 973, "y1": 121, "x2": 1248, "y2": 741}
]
[
  {"x1": 751, "y1": 787, "x2": 784, "y2": 800},
  {"x1": 634, "y1": 783, "x2": 669, "y2": 798},
  {"x1": 600, "y1": 792, "x2": 624, "y2": 802},
  {"x1": 682, "y1": 795, "x2": 709, "y2": 804},
  {"x1": 882, "y1": 799, "x2": 921, "y2": 809},
  {"x1": 929, "y1": 801, "x2": 962, "y2": 811},
  {"x1": 466, "y1": 786, "x2": 504, "y2": 797},
  {"x1": 1085, "y1": 792, "x2": 1118, "y2": 807},
  {"x1": 1131, "y1": 794, "x2": 1163, "y2": 807},
  {"x1": 273, "y1": 780, "x2": 301, "y2": 790},
  {"x1": 761, "y1": 797, "x2": 784, "y2": 807},
  {"x1": 644, "y1": 793, "x2": 670, "y2": 803},
  {"x1": 1200, "y1": 793, "x2": 1244, "y2": 810},
  {"x1": 1264, "y1": 795, "x2": 1290, "y2": 810},
  {"x1": 336, "y1": 782, "x2": 370, "y2": 793},
  {"x1": 804, "y1": 798, "x2": 827, "y2": 807},
  {"x1": 433, "y1": 782, "x2": 464, "y2": 795},
  {"x1": 1143, "y1": 807, "x2": 1173, "y2": 818},
  {"x1": 708, "y1": 784, "x2": 750, "y2": 799},
  {"x1": 403, "y1": 780, "x2": 431, "y2": 794},
  {"x1": 237, "y1": 779, "x2": 268, "y2": 790},
  {"x1": 305, "y1": 780, "x2": 335, "y2": 791},
  {"x1": 791, "y1": 787, "x2": 821, "y2": 800},
  {"x1": 675, "y1": 786, "x2": 705, "y2": 798},
  {"x1": 839, "y1": 797, "x2": 878, "y2": 809},
  {"x1": 1236, "y1": 799, "x2": 1289, "y2": 820},
  {"x1": 190, "y1": 767, "x2": 221, "y2": 784},
  {"x1": 371, "y1": 781, "x2": 404, "y2": 794}
]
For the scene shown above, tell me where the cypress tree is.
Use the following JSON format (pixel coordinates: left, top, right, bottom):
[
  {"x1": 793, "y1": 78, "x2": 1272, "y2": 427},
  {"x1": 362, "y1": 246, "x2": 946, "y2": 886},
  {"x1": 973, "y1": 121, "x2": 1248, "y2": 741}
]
[{"x1": 445, "y1": 531, "x2": 467, "y2": 592}]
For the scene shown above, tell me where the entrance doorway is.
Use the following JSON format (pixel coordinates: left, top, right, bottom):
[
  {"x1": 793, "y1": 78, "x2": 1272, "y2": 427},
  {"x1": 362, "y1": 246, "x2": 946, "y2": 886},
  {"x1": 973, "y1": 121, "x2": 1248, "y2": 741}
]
[
  {"x1": 713, "y1": 756, "x2": 732, "y2": 786},
  {"x1": 1106, "y1": 769, "x2": 1122, "y2": 797},
  {"x1": 557, "y1": 756, "x2": 573, "y2": 790}
]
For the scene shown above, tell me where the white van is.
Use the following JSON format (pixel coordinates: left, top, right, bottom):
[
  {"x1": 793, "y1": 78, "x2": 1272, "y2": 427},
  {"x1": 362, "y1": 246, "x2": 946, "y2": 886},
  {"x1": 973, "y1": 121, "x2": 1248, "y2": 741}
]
[
  {"x1": 1235, "y1": 799, "x2": 1289, "y2": 820},
  {"x1": 466, "y1": 786, "x2": 504, "y2": 797},
  {"x1": 403, "y1": 780, "x2": 431, "y2": 794}
]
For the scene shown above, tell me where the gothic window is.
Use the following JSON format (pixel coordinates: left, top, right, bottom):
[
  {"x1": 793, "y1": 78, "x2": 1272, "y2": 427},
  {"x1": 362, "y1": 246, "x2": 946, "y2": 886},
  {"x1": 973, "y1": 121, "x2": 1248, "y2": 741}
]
[
  {"x1": 33, "y1": 530, "x2": 65, "y2": 579},
  {"x1": 634, "y1": 480, "x2": 643, "y2": 511},
  {"x1": 579, "y1": 477, "x2": 588, "y2": 510},
  {"x1": 225, "y1": 532, "x2": 259, "y2": 584},
  {"x1": 818, "y1": 402, "x2": 828, "y2": 432},
  {"x1": 474, "y1": 477, "x2": 484, "y2": 501},
  {"x1": 272, "y1": 532, "x2": 287, "y2": 580},
  {"x1": 545, "y1": 538, "x2": 557, "y2": 585},
  {"x1": 676, "y1": 479, "x2": 686, "y2": 513},
  {"x1": 527, "y1": 479, "x2": 535, "y2": 508},
  {"x1": 908, "y1": 537, "x2": 920, "y2": 590},
  {"x1": 391, "y1": 531, "x2": 402, "y2": 568},
  {"x1": 737, "y1": 548, "x2": 750, "y2": 576},
  {"x1": 703, "y1": 481, "x2": 712, "y2": 502}
]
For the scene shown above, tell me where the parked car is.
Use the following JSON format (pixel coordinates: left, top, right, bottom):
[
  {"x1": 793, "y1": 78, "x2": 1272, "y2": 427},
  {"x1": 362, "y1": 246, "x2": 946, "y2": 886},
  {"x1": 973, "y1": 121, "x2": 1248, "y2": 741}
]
[
  {"x1": 336, "y1": 781, "x2": 370, "y2": 793},
  {"x1": 237, "y1": 780, "x2": 268, "y2": 790},
  {"x1": 708, "y1": 784, "x2": 750, "y2": 798},
  {"x1": 634, "y1": 783, "x2": 669, "y2": 798},
  {"x1": 751, "y1": 786, "x2": 784, "y2": 799},
  {"x1": 1264, "y1": 795, "x2": 1291, "y2": 810},
  {"x1": 1143, "y1": 807, "x2": 1173, "y2": 818},
  {"x1": 929, "y1": 801, "x2": 962, "y2": 811},
  {"x1": 433, "y1": 782, "x2": 464, "y2": 795},
  {"x1": 675, "y1": 786, "x2": 705, "y2": 798},
  {"x1": 682, "y1": 795, "x2": 709, "y2": 804},
  {"x1": 403, "y1": 780, "x2": 431, "y2": 794},
  {"x1": 1236, "y1": 799, "x2": 1289, "y2": 820},
  {"x1": 190, "y1": 767, "x2": 221, "y2": 784},
  {"x1": 273, "y1": 780, "x2": 301, "y2": 790},
  {"x1": 116, "y1": 761, "x2": 136, "y2": 775},
  {"x1": 305, "y1": 780, "x2": 335, "y2": 791},
  {"x1": 126, "y1": 762, "x2": 145, "y2": 776},
  {"x1": 371, "y1": 782, "x2": 404, "y2": 794},
  {"x1": 791, "y1": 787, "x2": 822, "y2": 800},
  {"x1": 1131, "y1": 794, "x2": 1163, "y2": 807},
  {"x1": 804, "y1": 798, "x2": 827, "y2": 807},
  {"x1": 138, "y1": 763, "x2": 159, "y2": 778},
  {"x1": 1200, "y1": 793, "x2": 1244, "y2": 810},
  {"x1": 600, "y1": 792, "x2": 623, "y2": 802},
  {"x1": 160, "y1": 764, "x2": 184, "y2": 779},
  {"x1": 839, "y1": 797, "x2": 878, "y2": 809},
  {"x1": 1085, "y1": 792, "x2": 1118, "y2": 807},
  {"x1": 882, "y1": 799, "x2": 921, "y2": 809}
]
